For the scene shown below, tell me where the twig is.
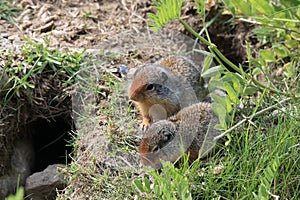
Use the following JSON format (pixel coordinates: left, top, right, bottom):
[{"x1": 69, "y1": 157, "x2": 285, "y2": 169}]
[
  {"x1": 213, "y1": 97, "x2": 292, "y2": 141},
  {"x1": 239, "y1": 18, "x2": 300, "y2": 35},
  {"x1": 288, "y1": 143, "x2": 300, "y2": 151},
  {"x1": 179, "y1": 18, "x2": 287, "y2": 96},
  {"x1": 118, "y1": 155, "x2": 135, "y2": 169}
]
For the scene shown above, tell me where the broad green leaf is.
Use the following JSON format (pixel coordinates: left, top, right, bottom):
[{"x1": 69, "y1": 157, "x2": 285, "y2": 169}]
[
  {"x1": 224, "y1": 82, "x2": 239, "y2": 104},
  {"x1": 133, "y1": 179, "x2": 145, "y2": 192},
  {"x1": 283, "y1": 62, "x2": 295, "y2": 78},
  {"x1": 225, "y1": 96, "x2": 233, "y2": 113},
  {"x1": 291, "y1": 32, "x2": 300, "y2": 41},
  {"x1": 211, "y1": 93, "x2": 232, "y2": 113},
  {"x1": 264, "y1": 167, "x2": 274, "y2": 184},
  {"x1": 212, "y1": 102, "x2": 228, "y2": 130},
  {"x1": 285, "y1": 39, "x2": 299, "y2": 48},
  {"x1": 211, "y1": 93, "x2": 227, "y2": 107},
  {"x1": 258, "y1": 184, "x2": 268, "y2": 200},
  {"x1": 244, "y1": 85, "x2": 260, "y2": 96},
  {"x1": 144, "y1": 177, "x2": 151, "y2": 193},
  {"x1": 252, "y1": 26, "x2": 276, "y2": 41},
  {"x1": 201, "y1": 65, "x2": 225, "y2": 78},
  {"x1": 202, "y1": 54, "x2": 214, "y2": 74},
  {"x1": 254, "y1": 156, "x2": 280, "y2": 200},
  {"x1": 259, "y1": 49, "x2": 275, "y2": 62},
  {"x1": 231, "y1": 0, "x2": 253, "y2": 16},
  {"x1": 272, "y1": 9, "x2": 287, "y2": 19},
  {"x1": 214, "y1": 123, "x2": 226, "y2": 130},
  {"x1": 273, "y1": 43, "x2": 290, "y2": 58},
  {"x1": 154, "y1": 182, "x2": 161, "y2": 196},
  {"x1": 250, "y1": 0, "x2": 274, "y2": 16},
  {"x1": 224, "y1": 72, "x2": 246, "y2": 85},
  {"x1": 222, "y1": 0, "x2": 236, "y2": 15},
  {"x1": 252, "y1": 67, "x2": 263, "y2": 76},
  {"x1": 231, "y1": 76, "x2": 243, "y2": 94},
  {"x1": 208, "y1": 79, "x2": 226, "y2": 92}
]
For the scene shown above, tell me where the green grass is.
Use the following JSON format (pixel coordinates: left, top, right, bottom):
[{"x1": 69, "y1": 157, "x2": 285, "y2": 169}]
[
  {"x1": 193, "y1": 112, "x2": 300, "y2": 199},
  {"x1": 58, "y1": 57, "x2": 300, "y2": 199},
  {"x1": 57, "y1": 0, "x2": 299, "y2": 199},
  {"x1": 132, "y1": 98, "x2": 299, "y2": 199},
  {"x1": 1, "y1": 39, "x2": 85, "y2": 106},
  {"x1": 0, "y1": 0, "x2": 22, "y2": 22},
  {"x1": 72, "y1": 53, "x2": 298, "y2": 200},
  {"x1": 6, "y1": 187, "x2": 24, "y2": 200},
  {"x1": 131, "y1": 1, "x2": 300, "y2": 199}
]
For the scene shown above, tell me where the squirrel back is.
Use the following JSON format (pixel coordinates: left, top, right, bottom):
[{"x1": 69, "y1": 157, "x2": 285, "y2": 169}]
[{"x1": 139, "y1": 102, "x2": 220, "y2": 169}]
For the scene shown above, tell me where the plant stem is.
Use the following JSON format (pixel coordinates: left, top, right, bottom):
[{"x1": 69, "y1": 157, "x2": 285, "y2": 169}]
[
  {"x1": 178, "y1": 18, "x2": 288, "y2": 96},
  {"x1": 213, "y1": 97, "x2": 292, "y2": 141}
]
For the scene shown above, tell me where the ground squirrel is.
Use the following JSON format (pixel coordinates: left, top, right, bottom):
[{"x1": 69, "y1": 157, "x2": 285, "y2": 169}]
[
  {"x1": 139, "y1": 102, "x2": 220, "y2": 169},
  {"x1": 127, "y1": 55, "x2": 207, "y2": 128}
]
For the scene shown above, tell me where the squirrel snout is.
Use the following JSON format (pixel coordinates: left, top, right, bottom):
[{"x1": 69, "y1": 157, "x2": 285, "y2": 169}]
[
  {"x1": 129, "y1": 85, "x2": 143, "y2": 100},
  {"x1": 129, "y1": 90, "x2": 138, "y2": 101},
  {"x1": 128, "y1": 77, "x2": 146, "y2": 100},
  {"x1": 140, "y1": 140, "x2": 163, "y2": 169}
]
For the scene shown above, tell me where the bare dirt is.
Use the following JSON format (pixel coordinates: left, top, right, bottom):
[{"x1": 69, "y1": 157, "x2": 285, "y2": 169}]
[
  {"x1": 1, "y1": 0, "x2": 153, "y2": 49},
  {"x1": 1, "y1": 0, "x2": 252, "y2": 62}
]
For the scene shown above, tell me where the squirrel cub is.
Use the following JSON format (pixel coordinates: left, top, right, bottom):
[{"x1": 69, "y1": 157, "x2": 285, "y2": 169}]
[
  {"x1": 139, "y1": 102, "x2": 220, "y2": 169},
  {"x1": 127, "y1": 55, "x2": 207, "y2": 128}
]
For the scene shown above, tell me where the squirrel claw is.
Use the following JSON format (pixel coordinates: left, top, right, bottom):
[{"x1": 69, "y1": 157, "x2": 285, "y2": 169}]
[
  {"x1": 139, "y1": 124, "x2": 149, "y2": 132},
  {"x1": 140, "y1": 118, "x2": 150, "y2": 132}
]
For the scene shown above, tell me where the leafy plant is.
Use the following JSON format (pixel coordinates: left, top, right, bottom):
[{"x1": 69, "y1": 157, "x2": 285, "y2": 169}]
[
  {"x1": 138, "y1": 0, "x2": 300, "y2": 199},
  {"x1": 189, "y1": 108, "x2": 300, "y2": 199},
  {"x1": 134, "y1": 156, "x2": 193, "y2": 200},
  {"x1": 223, "y1": 0, "x2": 300, "y2": 94},
  {"x1": 147, "y1": 0, "x2": 298, "y2": 132},
  {"x1": 253, "y1": 155, "x2": 280, "y2": 200},
  {"x1": 148, "y1": 0, "x2": 183, "y2": 31}
]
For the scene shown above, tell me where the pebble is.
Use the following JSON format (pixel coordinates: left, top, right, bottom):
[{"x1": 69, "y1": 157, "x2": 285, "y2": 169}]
[{"x1": 0, "y1": 32, "x2": 10, "y2": 38}]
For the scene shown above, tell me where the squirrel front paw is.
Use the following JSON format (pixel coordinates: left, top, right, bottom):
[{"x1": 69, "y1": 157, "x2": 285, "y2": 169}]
[{"x1": 140, "y1": 117, "x2": 151, "y2": 132}]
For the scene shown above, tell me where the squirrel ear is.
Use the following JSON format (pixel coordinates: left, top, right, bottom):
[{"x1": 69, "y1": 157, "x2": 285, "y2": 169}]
[
  {"x1": 160, "y1": 71, "x2": 169, "y2": 83},
  {"x1": 153, "y1": 128, "x2": 175, "y2": 151}
]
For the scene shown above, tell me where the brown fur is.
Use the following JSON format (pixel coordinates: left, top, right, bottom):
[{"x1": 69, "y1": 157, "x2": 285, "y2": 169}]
[
  {"x1": 127, "y1": 55, "x2": 207, "y2": 128},
  {"x1": 139, "y1": 102, "x2": 220, "y2": 169}
]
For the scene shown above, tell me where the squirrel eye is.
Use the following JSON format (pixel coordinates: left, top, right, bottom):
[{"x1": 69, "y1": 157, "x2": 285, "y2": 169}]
[
  {"x1": 146, "y1": 84, "x2": 155, "y2": 91},
  {"x1": 151, "y1": 145, "x2": 159, "y2": 152}
]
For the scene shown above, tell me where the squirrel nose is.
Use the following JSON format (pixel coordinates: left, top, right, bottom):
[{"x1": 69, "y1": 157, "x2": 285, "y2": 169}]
[
  {"x1": 129, "y1": 84, "x2": 144, "y2": 100},
  {"x1": 129, "y1": 90, "x2": 138, "y2": 100}
]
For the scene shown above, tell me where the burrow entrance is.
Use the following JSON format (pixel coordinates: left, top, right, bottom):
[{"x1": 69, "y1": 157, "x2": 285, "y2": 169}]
[{"x1": 29, "y1": 115, "x2": 74, "y2": 173}]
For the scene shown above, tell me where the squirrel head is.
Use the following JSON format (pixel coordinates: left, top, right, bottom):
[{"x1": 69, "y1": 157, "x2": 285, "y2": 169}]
[
  {"x1": 128, "y1": 64, "x2": 178, "y2": 101},
  {"x1": 139, "y1": 120, "x2": 176, "y2": 169}
]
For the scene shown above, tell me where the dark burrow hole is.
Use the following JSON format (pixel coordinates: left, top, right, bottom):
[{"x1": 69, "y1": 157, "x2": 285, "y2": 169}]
[{"x1": 30, "y1": 116, "x2": 73, "y2": 173}]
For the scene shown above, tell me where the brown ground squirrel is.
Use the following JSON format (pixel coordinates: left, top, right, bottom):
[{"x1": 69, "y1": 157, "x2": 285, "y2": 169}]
[
  {"x1": 127, "y1": 55, "x2": 207, "y2": 128},
  {"x1": 139, "y1": 102, "x2": 220, "y2": 169}
]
